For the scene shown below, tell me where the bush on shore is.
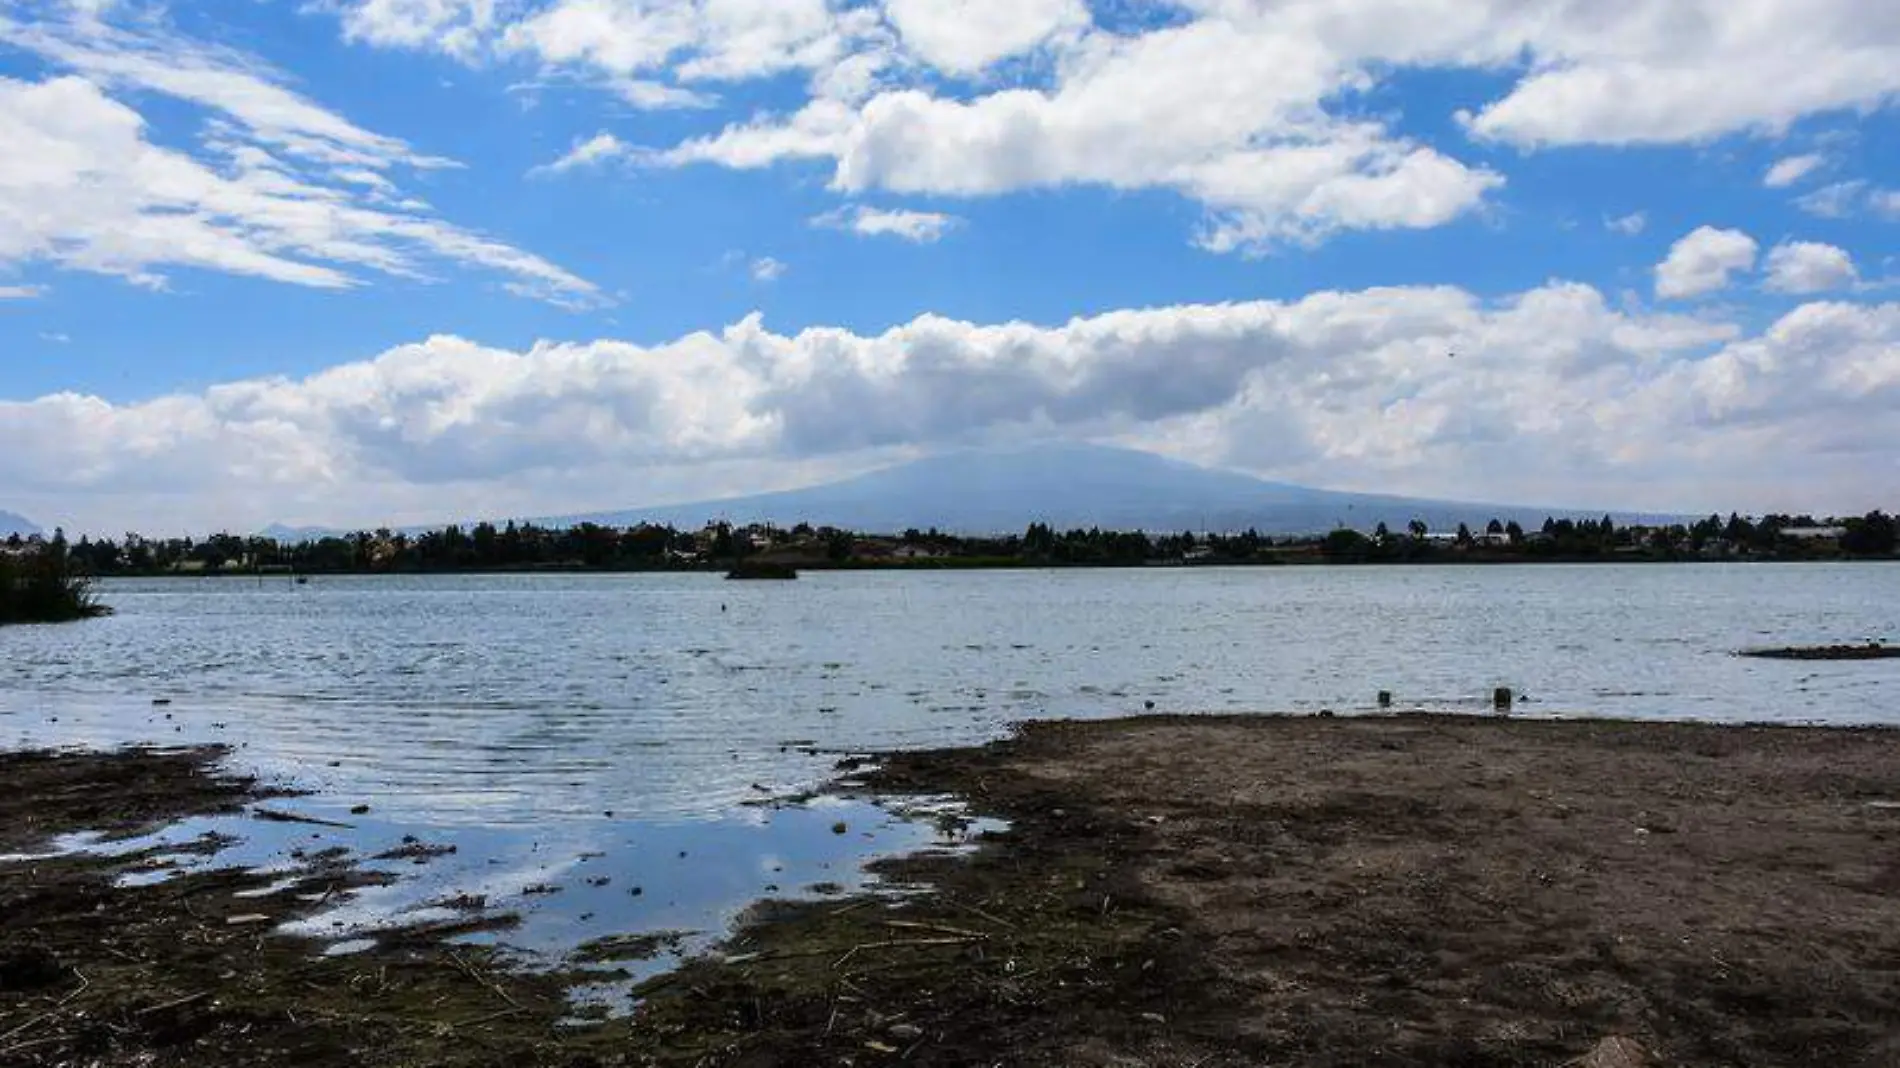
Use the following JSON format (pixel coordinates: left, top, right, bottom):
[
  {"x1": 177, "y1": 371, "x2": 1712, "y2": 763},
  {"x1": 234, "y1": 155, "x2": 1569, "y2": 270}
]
[{"x1": 0, "y1": 545, "x2": 110, "y2": 625}]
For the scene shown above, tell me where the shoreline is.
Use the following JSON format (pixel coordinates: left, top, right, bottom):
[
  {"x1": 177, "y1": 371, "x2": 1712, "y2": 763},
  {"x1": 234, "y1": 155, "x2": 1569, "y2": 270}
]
[
  {"x1": 7, "y1": 714, "x2": 1900, "y2": 1065},
  {"x1": 60, "y1": 554, "x2": 1900, "y2": 582}
]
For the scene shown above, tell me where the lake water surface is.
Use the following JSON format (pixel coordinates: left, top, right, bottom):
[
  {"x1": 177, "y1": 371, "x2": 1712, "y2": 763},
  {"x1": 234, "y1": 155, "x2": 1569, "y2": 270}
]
[{"x1": 4, "y1": 565, "x2": 1896, "y2": 962}]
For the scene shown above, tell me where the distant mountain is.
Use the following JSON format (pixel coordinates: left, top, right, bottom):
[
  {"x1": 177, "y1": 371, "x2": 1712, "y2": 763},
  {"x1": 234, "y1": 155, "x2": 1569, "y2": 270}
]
[
  {"x1": 259, "y1": 523, "x2": 343, "y2": 544},
  {"x1": 0, "y1": 510, "x2": 41, "y2": 537},
  {"x1": 549, "y1": 444, "x2": 1672, "y2": 536}
]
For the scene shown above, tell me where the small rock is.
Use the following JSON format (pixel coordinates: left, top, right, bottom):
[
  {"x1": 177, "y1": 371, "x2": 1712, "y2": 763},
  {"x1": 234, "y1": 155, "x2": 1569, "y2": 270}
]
[
  {"x1": 1139, "y1": 1012, "x2": 1167, "y2": 1024},
  {"x1": 152, "y1": 698, "x2": 171, "y2": 706},
  {"x1": 831, "y1": 822, "x2": 848, "y2": 835},
  {"x1": 226, "y1": 914, "x2": 272, "y2": 926},
  {"x1": 348, "y1": 804, "x2": 370, "y2": 816},
  {"x1": 1577, "y1": 1036, "x2": 1649, "y2": 1068},
  {"x1": 887, "y1": 1023, "x2": 923, "y2": 1041}
]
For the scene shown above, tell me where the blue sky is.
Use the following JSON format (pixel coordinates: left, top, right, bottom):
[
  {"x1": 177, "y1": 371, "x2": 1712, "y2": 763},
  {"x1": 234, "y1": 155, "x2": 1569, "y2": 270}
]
[{"x1": 1, "y1": 0, "x2": 1897, "y2": 533}]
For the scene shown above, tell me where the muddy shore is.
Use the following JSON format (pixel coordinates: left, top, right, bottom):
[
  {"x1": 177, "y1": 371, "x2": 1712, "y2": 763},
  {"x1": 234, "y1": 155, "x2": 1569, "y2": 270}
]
[{"x1": 8, "y1": 715, "x2": 1900, "y2": 1066}]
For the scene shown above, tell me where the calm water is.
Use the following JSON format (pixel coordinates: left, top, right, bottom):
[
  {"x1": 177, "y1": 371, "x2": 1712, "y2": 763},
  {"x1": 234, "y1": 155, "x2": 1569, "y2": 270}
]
[{"x1": 3, "y1": 565, "x2": 1897, "y2": 960}]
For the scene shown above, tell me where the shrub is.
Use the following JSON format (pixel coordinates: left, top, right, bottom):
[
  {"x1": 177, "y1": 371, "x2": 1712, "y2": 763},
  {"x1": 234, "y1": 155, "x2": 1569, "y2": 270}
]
[{"x1": 0, "y1": 545, "x2": 110, "y2": 625}]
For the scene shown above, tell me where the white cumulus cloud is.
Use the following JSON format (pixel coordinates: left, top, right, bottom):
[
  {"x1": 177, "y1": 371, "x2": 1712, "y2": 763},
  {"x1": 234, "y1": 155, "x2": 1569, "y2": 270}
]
[
  {"x1": 1656, "y1": 227, "x2": 1760, "y2": 300},
  {"x1": 1763, "y1": 241, "x2": 1859, "y2": 294},
  {"x1": 749, "y1": 256, "x2": 786, "y2": 282},
  {"x1": 304, "y1": 0, "x2": 1900, "y2": 254},
  {"x1": 333, "y1": 0, "x2": 501, "y2": 61},
  {"x1": 881, "y1": 0, "x2": 1087, "y2": 75},
  {"x1": 10, "y1": 281, "x2": 1900, "y2": 534}
]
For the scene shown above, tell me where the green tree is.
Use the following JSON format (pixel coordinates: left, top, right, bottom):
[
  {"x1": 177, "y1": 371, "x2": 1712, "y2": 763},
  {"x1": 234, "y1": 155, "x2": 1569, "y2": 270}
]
[
  {"x1": 1843, "y1": 511, "x2": 1897, "y2": 556},
  {"x1": 1321, "y1": 528, "x2": 1368, "y2": 558}
]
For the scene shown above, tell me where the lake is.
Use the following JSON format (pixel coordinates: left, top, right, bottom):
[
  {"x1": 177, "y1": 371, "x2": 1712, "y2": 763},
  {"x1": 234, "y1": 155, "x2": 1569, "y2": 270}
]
[{"x1": 3, "y1": 564, "x2": 1896, "y2": 961}]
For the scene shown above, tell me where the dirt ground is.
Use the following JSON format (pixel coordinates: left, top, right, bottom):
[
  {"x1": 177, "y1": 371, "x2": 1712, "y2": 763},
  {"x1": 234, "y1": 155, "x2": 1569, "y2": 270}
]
[
  {"x1": 635, "y1": 715, "x2": 1900, "y2": 1067},
  {"x1": 7, "y1": 716, "x2": 1900, "y2": 1066}
]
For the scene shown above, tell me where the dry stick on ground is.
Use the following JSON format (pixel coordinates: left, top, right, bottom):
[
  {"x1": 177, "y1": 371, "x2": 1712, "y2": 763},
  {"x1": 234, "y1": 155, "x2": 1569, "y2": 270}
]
[
  {"x1": 449, "y1": 951, "x2": 522, "y2": 1010},
  {"x1": 832, "y1": 937, "x2": 983, "y2": 970},
  {"x1": 135, "y1": 990, "x2": 211, "y2": 1017},
  {"x1": 942, "y1": 899, "x2": 1015, "y2": 930},
  {"x1": 252, "y1": 807, "x2": 355, "y2": 829},
  {"x1": 879, "y1": 920, "x2": 992, "y2": 940},
  {"x1": 0, "y1": 969, "x2": 90, "y2": 1046},
  {"x1": 452, "y1": 1007, "x2": 527, "y2": 1030}
]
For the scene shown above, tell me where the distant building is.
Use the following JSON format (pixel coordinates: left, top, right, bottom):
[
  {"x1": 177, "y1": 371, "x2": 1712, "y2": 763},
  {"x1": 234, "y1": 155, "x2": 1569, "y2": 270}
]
[{"x1": 1780, "y1": 526, "x2": 1847, "y2": 542}]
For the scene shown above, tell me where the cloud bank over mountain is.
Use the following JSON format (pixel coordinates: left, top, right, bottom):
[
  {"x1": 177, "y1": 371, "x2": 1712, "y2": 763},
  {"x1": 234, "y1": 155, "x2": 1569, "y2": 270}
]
[{"x1": 7, "y1": 281, "x2": 1895, "y2": 533}]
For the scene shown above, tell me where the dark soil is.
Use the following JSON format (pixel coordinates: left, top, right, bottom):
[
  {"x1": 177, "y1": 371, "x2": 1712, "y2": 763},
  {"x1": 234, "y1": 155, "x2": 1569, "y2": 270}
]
[
  {"x1": 0, "y1": 747, "x2": 596, "y2": 1067},
  {"x1": 1740, "y1": 643, "x2": 1900, "y2": 661},
  {"x1": 11, "y1": 716, "x2": 1900, "y2": 1066}
]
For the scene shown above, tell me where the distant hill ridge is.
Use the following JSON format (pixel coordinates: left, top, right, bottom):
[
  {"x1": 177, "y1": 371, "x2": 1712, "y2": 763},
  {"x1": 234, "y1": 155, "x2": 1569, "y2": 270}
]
[
  {"x1": 0, "y1": 510, "x2": 41, "y2": 538},
  {"x1": 542, "y1": 443, "x2": 1673, "y2": 536}
]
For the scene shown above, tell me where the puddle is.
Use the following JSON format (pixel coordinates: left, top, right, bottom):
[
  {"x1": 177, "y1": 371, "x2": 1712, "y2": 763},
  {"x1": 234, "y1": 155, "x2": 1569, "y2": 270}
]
[{"x1": 11, "y1": 783, "x2": 1002, "y2": 998}]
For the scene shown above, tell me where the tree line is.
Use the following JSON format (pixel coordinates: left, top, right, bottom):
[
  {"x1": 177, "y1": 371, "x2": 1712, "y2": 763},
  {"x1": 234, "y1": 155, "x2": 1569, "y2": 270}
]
[{"x1": 6, "y1": 508, "x2": 1895, "y2": 578}]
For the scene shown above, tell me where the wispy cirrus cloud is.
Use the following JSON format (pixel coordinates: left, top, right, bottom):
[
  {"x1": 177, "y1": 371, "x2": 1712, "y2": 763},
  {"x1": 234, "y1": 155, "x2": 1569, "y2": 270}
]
[
  {"x1": 1764, "y1": 153, "x2": 1827, "y2": 188},
  {"x1": 0, "y1": 3, "x2": 598, "y2": 305},
  {"x1": 529, "y1": 131, "x2": 634, "y2": 176},
  {"x1": 812, "y1": 205, "x2": 960, "y2": 243}
]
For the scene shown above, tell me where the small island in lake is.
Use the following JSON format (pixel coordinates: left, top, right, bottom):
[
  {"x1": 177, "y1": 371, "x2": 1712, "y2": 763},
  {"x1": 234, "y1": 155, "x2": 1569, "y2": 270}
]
[
  {"x1": 1740, "y1": 643, "x2": 1900, "y2": 661},
  {"x1": 725, "y1": 560, "x2": 798, "y2": 580}
]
